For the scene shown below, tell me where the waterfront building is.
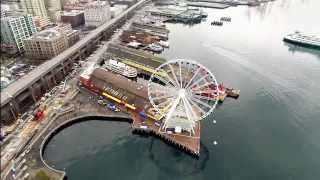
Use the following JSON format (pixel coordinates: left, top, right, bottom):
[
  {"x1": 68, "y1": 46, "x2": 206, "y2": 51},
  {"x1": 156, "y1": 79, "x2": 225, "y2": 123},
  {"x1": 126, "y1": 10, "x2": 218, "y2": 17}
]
[
  {"x1": 80, "y1": 67, "x2": 149, "y2": 110},
  {"x1": 60, "y1": 10, "x2": 85, "y2": 28},
  {"x1": 84, "y1": 0, "x2": 111, "y2": 27},
  {"x1": 23, "y1": 30, "x2": 68, "y2": 60},
  {"x1": 0, "y1": 14, "x2": 37, "y2": 54}
]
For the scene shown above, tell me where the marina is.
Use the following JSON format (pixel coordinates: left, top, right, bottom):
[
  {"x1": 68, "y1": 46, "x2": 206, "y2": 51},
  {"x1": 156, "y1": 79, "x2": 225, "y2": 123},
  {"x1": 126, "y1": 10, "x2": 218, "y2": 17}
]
[{"x1": 283, "y1": 31, "x2": 320, "y2": 50}]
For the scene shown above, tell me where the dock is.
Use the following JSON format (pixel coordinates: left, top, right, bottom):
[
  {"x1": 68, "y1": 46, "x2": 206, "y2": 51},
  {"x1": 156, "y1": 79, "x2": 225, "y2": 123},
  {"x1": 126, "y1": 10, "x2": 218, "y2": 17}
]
[
  {"x1": 106, "y1": 43, "x2": 166, "y2": 68},
  {"x1": 187, "y1": 2, "x2": 231, "y2": 9},
  {"x1": 130, "y1": 112, "x2": 201, "y2": 156},
  {"x1": 146, "y1": 7, "x2": 208, "y2": 23},
  {"x1": 131, "y1": 22, "x2": 169, "y2": 39}
]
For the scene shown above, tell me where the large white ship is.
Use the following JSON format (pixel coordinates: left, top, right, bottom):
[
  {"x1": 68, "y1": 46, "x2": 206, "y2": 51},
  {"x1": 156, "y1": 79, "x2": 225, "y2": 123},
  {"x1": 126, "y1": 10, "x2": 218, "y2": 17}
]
[
  {"x1": 283, "y1": 31, "x2": 320, "y2": 49},
  {"x1": 103, "y1": 59, "x2": 138, "y2": 78}
]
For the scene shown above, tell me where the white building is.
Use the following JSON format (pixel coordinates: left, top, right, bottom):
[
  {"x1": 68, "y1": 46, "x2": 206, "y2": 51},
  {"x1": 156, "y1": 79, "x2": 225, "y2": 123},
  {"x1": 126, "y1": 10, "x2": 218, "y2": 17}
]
[
  {"x1": 20, "y1": 0, "x2": 51, "y2": 28},
  {"x1": 1, "y1": 14, "x2": 37, "y2": 54},
  {"x1": 84, "y1": 0, "x2": 111, "y2": 27},
  {"x1": 20, "y1": 0, "x2": 49, "y2": 18},
  {"x1": 44, "y1": 0, "x2": 62, "y2": 22}
]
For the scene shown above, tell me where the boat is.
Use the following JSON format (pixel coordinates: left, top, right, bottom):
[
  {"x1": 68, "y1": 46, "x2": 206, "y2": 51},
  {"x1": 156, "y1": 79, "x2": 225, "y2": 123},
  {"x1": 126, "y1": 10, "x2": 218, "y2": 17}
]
[
  {"x1": 103, "y1": 59, "x2": 137, "y2": 78},
  {"x1": 158, "y1": 40, "x2": 169, "y2": 48},
  {"x1": 220, "y1": 17, "x2": 231, "y2": 22},
  {"x1": 127, "y1": 41, "x2": 142, "y2": 49},
  {"x1": 226, "y1": 88, "x2": 240, "y2": 98},
  {"x1": 283, "y1": 31, "x2": 320, "y2": 50},
  {"x1": 148, "y1": 43, "x2": 164, "y2": 52},
  {"x1": 211, "y1": 21, "x2": 223, "y2": 26}
]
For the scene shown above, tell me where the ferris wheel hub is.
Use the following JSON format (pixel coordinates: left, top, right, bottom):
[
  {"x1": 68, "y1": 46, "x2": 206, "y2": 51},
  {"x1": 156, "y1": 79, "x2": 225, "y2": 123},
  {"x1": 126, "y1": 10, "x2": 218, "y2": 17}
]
[{"x1": 178, "y1": 89, "x2": 187, "y2": 98}]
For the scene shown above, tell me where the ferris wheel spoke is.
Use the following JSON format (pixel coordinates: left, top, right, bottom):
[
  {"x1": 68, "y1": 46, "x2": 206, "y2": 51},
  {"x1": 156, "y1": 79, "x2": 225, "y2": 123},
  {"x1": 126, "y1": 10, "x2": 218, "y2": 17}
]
[
  {"x1": 191, "y1": 82, "x2": 215, "y2": 91},
  {"x1": 162, "y1": 71, "x2": 180, "y2": 88},
  {"x1": 163, "y1": 97, "x2": 181, "y2": 129},
  {"x1": 168, "y1": 64, "x2": 181, "y2": 88},
  {"x1": 150, "y1": 83, "x2": 176, "y2": 92},
  {"x1": 151, "y1": 94, "x2": 175, "y2": 101},
  {"x1": 179, "y1": 60, "x2": 183, "y2": 88},
  {"x1": 155, "y1": 97, "x2": 175, "y2": 108},
  {"x1": 152, "y1": 74, "x2": 176, "y2": 88},
  {"x1": 149, "y1": 85, "x2": 172, "y2": 95},
  {"x1": 192, "y1": 89, "x2": 218, "y2": 95},
  {"x1": 186, "y1": 96, "x2": 207, "y2": 117},
  {"x1": 185, "y1": 66, "x2": 201, "y2": 89},
  {"x1": 182, "y1": 97, "x2": 199, "y2": 121},
  {"x1": 193, "y1": 94, "x2": 217, "y2": 101},
  {"x1": 183, "y1": 62, "x2": 191, "y2": 88},
  {"x1": 186, "y1": 74, "x2": 210, "y2": 90},
  {"x1": 190, "y1": 96, "x2": 212, "y2": 109}
]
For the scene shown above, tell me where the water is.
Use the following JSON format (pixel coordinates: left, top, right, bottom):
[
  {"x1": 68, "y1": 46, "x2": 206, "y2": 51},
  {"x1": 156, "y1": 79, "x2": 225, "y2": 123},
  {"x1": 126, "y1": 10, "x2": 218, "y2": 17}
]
[{"x1": 43, "y1": 1, "x2": 320, "y2": 179}]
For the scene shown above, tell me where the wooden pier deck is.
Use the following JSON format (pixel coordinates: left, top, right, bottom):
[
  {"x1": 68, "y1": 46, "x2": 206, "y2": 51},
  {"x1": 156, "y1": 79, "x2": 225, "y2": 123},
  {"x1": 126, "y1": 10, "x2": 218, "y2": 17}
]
[{"x1": 130, "y1": 112, "x2": 201, "y2": 156}]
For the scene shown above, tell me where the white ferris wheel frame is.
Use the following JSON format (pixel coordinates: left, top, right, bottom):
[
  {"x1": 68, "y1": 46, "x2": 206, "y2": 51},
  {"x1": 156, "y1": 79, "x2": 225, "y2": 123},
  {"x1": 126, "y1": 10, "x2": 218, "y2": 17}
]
[{"x1": 147, "y1": 59, "x2": 219, "y2": 132}]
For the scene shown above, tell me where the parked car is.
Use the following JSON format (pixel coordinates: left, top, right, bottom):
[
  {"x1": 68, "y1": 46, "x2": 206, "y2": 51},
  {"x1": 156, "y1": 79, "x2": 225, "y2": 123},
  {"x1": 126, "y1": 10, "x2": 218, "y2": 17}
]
[{"x1": 106, "y1": 103, "x2": 120, "y2": 112}]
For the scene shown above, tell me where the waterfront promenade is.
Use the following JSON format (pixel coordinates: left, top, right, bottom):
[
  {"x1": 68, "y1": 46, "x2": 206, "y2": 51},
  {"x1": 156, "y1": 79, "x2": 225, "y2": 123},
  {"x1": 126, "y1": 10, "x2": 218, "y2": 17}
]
[{"x1": 4, "y1": 87, "x2": 131, "y2": 180}]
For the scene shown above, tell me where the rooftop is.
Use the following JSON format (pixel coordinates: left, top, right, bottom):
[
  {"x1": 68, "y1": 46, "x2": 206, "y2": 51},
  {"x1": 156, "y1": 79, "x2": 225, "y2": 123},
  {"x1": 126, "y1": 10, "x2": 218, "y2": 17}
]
[
  {"x1": 91, "y1": 68, "x2": 148, "y2": 99},
  {"x1": 60, "y1": 10, "x2": 84, "y2": 16},
  {"x1": 27, "y1": 30, "x2": 62, "y2": 41},
  {"x1": 86, "y1": 0, "x2": 109, "y2": 7}
]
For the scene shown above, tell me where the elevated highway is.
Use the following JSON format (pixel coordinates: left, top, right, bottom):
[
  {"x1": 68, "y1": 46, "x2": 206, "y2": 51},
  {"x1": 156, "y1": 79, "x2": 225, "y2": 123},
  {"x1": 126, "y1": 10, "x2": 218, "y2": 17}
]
[{"x1": 1, "y1": 0, "x2": 150, "y2": 125}]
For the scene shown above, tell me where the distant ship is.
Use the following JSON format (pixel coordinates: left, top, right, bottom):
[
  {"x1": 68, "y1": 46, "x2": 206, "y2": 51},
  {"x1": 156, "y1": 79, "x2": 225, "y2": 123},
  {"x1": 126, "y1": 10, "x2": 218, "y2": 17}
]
[
  {"x1": 104, "y1": 59, "x2": 137, "y2": 78},
  {"x1": 283, "y1": 31, "x2": 320, "y2": 50}
]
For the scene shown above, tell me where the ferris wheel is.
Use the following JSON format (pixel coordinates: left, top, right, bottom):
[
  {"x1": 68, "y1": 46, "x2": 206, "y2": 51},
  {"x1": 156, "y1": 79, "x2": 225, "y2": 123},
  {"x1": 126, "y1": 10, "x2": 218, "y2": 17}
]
[{"x1": 148, "y1": 59, "x2": 219, "y2": 135}]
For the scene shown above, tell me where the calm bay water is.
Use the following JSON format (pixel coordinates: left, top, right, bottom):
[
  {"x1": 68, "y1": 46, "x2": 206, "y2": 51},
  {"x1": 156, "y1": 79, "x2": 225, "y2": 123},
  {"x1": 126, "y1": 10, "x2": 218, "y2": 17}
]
[{"x1": 43, "y1": 0, "x2": 320, "y2": 179}]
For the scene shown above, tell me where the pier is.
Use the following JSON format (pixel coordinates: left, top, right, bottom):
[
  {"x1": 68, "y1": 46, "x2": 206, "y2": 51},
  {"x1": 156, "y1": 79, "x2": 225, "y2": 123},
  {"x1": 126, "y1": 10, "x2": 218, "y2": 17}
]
[
  {"x1": 107, "y1": 43, "x2": 166, "y2": 68},
  {"x1": 1, "y1": 82, "x2": 203, "y2": 179},
  {"x1": 131, "y1": 112, "x2": 201, "y2": 156},
  {"x1": 131, "y1": 22, "x2": 169, "y2": 39}
]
